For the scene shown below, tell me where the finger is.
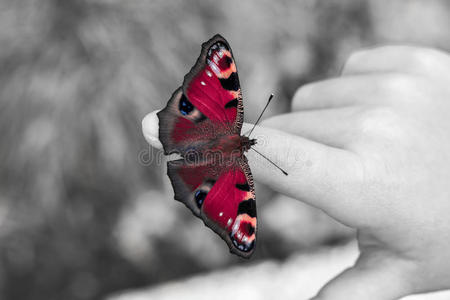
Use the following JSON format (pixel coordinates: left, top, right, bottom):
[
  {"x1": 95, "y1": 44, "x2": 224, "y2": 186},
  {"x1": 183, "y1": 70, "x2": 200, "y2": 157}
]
[
  {"x1": 342, "y1": 46, "x2": 450, "y2": 80},
  {"x1": 142, "y1": 110, "x2": 163, "y2": 149},
  {"x1": 260, "y1": 106, "x2": 362, "y2": 149},
  {"x1": 311, "y1": 253, "x2": 414, "y2": 300},
  {"x1": 143, "y1": 110, "x2": 364, "y2": 214},
  {"x1": 291, "y1": 73, "x2": 417, "y2": 111},
  {"x1": 242, "y1": 123, "x2": 362, "y2": 214}
]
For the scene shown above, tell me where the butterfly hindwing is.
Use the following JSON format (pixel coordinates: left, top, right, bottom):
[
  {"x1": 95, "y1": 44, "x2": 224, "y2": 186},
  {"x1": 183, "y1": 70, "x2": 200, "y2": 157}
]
[
  {"x1": 166, "y1": 157, "x2": 220, "y2": 217},
  {"x1": 158, "y1": 34, "x2": 244, "y2": 156},
  {"x1": 166, "y1": 156, "x2": 257, "y2": 258},
  {"x1": 201, "y1": 156, "x2": 256, "y2": 257}
]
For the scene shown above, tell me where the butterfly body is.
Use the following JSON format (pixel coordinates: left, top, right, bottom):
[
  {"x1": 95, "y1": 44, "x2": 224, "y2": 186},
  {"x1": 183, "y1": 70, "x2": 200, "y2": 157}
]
[
  {"x1": 207, "y1": 134, "x2": 255, "y2": 156},
  {"x1": 158, "y1": 35, "x2": 257, "y2": 258}
]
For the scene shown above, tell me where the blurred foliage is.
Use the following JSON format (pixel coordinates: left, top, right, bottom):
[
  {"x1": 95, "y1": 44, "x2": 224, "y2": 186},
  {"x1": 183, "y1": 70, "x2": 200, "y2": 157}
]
[{"x1": 0, "y1": 0, "x2": 449, "y2": 299}]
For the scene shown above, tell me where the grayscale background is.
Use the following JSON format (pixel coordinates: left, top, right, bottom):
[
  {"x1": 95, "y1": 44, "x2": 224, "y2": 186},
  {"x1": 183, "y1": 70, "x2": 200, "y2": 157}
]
[{"x1": 1, "y1": 1, "x2": 450, "y2": 300}]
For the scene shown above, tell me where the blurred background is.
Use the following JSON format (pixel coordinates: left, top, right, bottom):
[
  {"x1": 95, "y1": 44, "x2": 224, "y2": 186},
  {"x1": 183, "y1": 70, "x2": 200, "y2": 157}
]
[{"x1": 1, "y1": 1, "x2": 450, "y2": 299}]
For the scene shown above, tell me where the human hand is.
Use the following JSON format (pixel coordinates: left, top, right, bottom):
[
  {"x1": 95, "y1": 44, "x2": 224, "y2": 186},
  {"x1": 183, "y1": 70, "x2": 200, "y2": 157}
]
[{"x1": 142, "y1": 46, "x2": 450, "y2": 300}]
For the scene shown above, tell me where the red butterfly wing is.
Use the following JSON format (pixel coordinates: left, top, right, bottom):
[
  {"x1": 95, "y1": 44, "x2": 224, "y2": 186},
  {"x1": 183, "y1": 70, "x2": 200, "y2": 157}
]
[
  {"x1": 167, "y1": 157, "x2": 256, "y2": 258},
  {"x1": 158, "y1": 35, "x2": 256, "y2": 258},
  {"x1": 183, "y1": 35, "x2": 243, "y2": 131},
  {"x1": 158, "y1": 34, "x2": 243, "y2": 156}
]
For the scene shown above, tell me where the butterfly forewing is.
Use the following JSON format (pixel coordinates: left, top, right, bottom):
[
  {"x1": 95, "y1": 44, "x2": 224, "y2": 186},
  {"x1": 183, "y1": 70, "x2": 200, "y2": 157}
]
[
  {"x1": 158, "y1": 35, "x2": 244, "y2": 156},
  {"x1": 183, "y1": 35, "x2": 244, "y2": 133}
]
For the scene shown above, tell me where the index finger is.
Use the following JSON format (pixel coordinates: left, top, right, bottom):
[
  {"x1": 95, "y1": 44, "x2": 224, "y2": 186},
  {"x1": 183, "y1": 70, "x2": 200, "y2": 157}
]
[{"x1": 142, "y1": 111, "x2": 363, "y2": 214}]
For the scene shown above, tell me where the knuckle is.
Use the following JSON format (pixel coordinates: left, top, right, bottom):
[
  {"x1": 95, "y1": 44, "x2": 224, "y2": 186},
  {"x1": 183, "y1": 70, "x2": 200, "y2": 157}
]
[
  {"x1": 343, "y1": 46, "x2": 448, "y2": 76},
  {"x1": 382, "y1": 73, "x2": 416, "y2": 93},
  {"x1": 380, "y1": 73, "x2": 429, "y2": 102},
  {"x1": 356, "y1": 107, "x2": 403, "y2": 137},
  {"x1": 409, "y1": 47, "x2": 442, "y2": 69}
]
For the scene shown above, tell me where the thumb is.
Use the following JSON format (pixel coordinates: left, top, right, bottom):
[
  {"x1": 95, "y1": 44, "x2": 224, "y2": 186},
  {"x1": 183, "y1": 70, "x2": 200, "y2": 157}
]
[
  {"x1": 142, "y1": 110, "x2": 362, "y2": 214},
  {"x1": 311, "y1": 252, "x2": 414, "y2": 300}
]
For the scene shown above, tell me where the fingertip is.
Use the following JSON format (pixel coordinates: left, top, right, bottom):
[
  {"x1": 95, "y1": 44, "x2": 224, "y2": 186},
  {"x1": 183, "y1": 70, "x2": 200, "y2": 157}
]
[
  {"x1": 291, "y1": 82, "x2": 320, "y2": 111},
  {"x1": 142, "y1": 110, "x2": 163, "y2": 149}
]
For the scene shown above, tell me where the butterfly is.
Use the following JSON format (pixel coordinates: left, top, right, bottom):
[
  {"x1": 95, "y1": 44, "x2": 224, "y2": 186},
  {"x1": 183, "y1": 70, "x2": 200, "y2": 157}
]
[{"x1": 157, "y1": 34, "x2": 258, "y2": 258}]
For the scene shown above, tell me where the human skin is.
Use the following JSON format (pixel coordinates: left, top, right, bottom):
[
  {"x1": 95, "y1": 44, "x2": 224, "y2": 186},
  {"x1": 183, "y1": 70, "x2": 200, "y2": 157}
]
[{"x1": 142, "y1": 46, "x2": 450, "y2": 300}]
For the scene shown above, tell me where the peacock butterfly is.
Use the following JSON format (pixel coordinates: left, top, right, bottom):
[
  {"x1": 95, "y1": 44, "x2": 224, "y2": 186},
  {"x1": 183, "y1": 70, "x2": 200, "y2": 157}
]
[{"x1": 158, "y1": 34, "x2": 257, "y2": 258}]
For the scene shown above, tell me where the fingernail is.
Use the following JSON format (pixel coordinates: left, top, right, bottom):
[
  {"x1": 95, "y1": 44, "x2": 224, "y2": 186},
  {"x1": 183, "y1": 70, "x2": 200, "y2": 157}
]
[{"x1": 142, "y1": 110, "x2": 163, "y2": 149}]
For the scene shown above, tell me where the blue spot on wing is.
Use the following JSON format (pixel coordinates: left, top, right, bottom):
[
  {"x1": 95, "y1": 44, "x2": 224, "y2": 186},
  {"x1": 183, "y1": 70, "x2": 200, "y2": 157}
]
[
  {"x1": 194, "y1": 190, "x2": 207, "y2": 208},
  {"x1": 179, "y1": 94, "x2": 194, "y2": 115}
]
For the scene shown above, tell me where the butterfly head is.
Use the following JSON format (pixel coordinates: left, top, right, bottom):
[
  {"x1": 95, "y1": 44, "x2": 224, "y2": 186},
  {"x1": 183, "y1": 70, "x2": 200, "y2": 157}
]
[{"x1": 240, "y1": 136, "x2": 256, "y2": 152}]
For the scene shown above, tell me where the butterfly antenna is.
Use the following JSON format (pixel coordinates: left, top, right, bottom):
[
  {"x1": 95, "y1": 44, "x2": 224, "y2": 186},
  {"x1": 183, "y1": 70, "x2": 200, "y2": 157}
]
[
  {"x1": 246, "y1": 93, "x2": 274, "y2": 138},
  {"x1": 250, "y1": 147, "x2": 288, "y2": 176}
]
